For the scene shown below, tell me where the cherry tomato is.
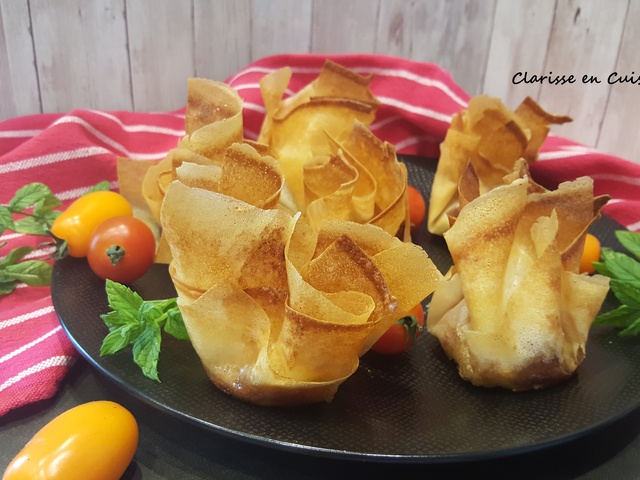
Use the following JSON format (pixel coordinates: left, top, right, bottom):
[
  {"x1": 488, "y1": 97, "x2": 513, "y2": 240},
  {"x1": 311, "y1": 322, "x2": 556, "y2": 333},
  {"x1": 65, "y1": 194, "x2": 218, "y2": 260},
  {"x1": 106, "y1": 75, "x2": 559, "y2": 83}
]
[
  {"x1": 51, "y1": 191, "x2": 133, "y2": 258},
  {"x1": 580, "y1": 233, "x2": 601, "y2": 274},
  {"x1": 407, "y1": 185, "x2": 426, "y2": 231},
  {"x1": 371, "y1": 303, "x2": 425, "y2": 355},
  {"x1": 87, "y1": 216, "x2": 156, "y2": 284},
  {"x1": 2, "y1": 400, "x2": 138, "y2": 480}
]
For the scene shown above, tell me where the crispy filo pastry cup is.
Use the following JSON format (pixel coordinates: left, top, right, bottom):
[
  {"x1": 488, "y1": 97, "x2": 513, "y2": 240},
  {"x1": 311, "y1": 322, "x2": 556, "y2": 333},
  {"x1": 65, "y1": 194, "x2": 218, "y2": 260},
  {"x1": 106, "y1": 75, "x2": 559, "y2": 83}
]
[
  {"x1": 257, "y1": 61, "x2": 410, "y2": 238},
  {"x1": 427, "y1": 160, "x2": 610, "y2": 391},
  {"x1": 161, "y1": 178, "x2": 441, "y2": 406},
  {"x1": 428, "y1": 95, "x2": 572, "y2": 235}
]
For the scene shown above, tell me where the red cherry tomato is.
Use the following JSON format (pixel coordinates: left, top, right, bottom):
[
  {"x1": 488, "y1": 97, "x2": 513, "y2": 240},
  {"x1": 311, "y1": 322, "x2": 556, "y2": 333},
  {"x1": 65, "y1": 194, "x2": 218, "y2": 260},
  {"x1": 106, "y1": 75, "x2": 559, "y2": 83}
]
[
  {"x1": 87, "y1": 216, "x2": 156, "y2": 284},
  {"x1": 371, "y1": 303, "x2": 425, "y2": 355},
  {"x1": 407, "y1": 185, "x2": 426, "y2": 231}
]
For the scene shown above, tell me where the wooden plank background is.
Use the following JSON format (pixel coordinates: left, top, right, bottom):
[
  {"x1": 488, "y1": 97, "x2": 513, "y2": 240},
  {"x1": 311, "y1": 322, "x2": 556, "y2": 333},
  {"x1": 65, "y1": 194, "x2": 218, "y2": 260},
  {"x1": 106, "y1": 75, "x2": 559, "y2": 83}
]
[{"x1": 1, "y1": 0, "x2": 638, "y2": 163}]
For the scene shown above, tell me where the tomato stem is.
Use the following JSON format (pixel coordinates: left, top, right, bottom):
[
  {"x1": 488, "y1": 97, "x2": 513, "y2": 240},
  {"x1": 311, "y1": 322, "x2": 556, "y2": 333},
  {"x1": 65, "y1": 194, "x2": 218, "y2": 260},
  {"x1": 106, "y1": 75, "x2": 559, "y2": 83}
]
[
  {"x1": 106, "y1": 245, "x2": 125, "y2": 265},
  {"x1": 46, "y1": 230, "x2": 70, "y2": 260},
  {"x1": 397, "y1": 314, "x2": 422, "y2": 344}
]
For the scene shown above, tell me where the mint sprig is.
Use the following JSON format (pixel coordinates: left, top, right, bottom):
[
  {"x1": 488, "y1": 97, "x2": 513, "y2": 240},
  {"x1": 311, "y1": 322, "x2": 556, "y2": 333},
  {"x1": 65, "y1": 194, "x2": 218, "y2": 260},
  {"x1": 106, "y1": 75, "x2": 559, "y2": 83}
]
[
  {"x1": 593, "y1": 230, "x2": 640, "y2": 336},
  {"x1": 1, "y1": 182, "x2": 62, "y2": 236},
  {"x1": 0, "y1": 181, "x2": 110, "y2": 296},
  {"x1": 0, "y1": 243, "x2": 53, "y2": 295},
  {"x1": 99, "y1": 279, "x2": 189, "y2": 382},
  {"x1": 0, "y1": 182, "x2": 61, "y2": 295}
]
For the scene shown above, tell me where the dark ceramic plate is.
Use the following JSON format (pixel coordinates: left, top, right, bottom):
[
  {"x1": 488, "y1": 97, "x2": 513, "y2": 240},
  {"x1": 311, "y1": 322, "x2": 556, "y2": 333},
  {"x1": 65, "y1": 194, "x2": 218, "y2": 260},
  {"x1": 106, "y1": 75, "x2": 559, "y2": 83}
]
[{"x1": 51, "y1": 156, "x2": 640, "y2": 463}]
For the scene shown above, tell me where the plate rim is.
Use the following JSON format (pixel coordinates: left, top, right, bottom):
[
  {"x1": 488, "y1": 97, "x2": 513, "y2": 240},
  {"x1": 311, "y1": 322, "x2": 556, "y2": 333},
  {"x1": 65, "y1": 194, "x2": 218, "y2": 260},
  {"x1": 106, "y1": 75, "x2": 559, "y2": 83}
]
[{"x1": 51, "y1": 155, "x2": 640, "y2": 463}]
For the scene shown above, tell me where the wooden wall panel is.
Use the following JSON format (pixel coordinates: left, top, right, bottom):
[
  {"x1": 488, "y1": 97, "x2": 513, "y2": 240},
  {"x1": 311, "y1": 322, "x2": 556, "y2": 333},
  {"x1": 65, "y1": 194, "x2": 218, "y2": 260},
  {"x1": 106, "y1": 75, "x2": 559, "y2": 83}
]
[
  {"x1": 597, "y1": 0, "x2": 640, "y2": 164},
  {"x1": 0, "y1": 0, "x2": 40, "y2": 117},
  {"x1": 311, "y1": 0, "x2": 380, "y2": 53},
  {"x1": 483, "y1": 0, "x2": 556, "y2": 108},
  {"x1": 376, "y1": 0, "x2": 497, "y2": 96},
  {"x1": 0, "y1": 3, "x2": 15, "y2": 117},
  {"x1": 250, "y1": 0, "x2": 313, "y2": 60},
  {"x1": 193, "y1": 0, "x2": 252, "y2": 82},
  {"x1": 538, "y1": 0, "x2": 628, "y2": 147},
  {"x1": 30, "y1": 0, "x2": 131, "y2": 113},
  {"x1": 126, "y1": 0, "x2": 194, "y2": 112},
  {"x1": 1, "y1": 0, "x2": 639, "y2": 164},
  {"x1": 377, "y1": 0, "x2": 495, "y2": 95},
  {"x1": 374, "y1": 0, "x2": 425, "y2": 58}
]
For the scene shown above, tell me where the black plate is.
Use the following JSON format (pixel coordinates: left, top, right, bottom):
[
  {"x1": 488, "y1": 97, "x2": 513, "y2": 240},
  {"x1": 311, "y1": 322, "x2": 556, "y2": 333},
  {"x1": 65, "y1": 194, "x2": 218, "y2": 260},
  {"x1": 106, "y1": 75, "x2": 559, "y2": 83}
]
[{"x1": 51, "y1": 156, "x2": 640, "y2": 463}]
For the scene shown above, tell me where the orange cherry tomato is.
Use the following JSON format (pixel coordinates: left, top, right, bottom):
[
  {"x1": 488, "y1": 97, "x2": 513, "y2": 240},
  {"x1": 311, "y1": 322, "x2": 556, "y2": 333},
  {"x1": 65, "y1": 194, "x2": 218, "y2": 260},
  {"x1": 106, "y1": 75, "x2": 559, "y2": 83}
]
[
  {"x1": 371, "y1": 303, "x2": 425, "y2": 355},
  {"x1": 2, "y1": 401, "x2": 138, "y2": 480},
  {"x1": 407, "y1": 185, "x2": 426, "y2": 231},
  {"x1": 580, "y1": 233, "x2": 601, "y2": 274},
  {"x1": 87, "y1": 216, "x2": 156, "y2": 284},
  {"x1": 50, "y1": 191, "x2": 133, "y2": 258}
]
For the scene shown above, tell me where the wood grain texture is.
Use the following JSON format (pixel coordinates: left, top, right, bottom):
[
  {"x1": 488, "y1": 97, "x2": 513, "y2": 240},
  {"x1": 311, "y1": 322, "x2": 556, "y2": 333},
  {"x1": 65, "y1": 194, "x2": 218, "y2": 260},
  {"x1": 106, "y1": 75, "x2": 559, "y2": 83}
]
[
  {"x1": 0, "y1": 0, "x2": 40, "y2": 117},
  {"x1": 596, "y1": 0, "x2": 640, "y2": 163},
  {"x1": 1, "y1": 0, "x2": 639, "y2": 164},
  {"x1": 126, "y1": 0, "x2": 194, "y2": 112},
  {"x1": 250, "y1": 0, "x2": 312, "y2": 60},
  {"x1": 193, "y1": 0, "x2": 252, "y2": 82},
  {"x1": 311, "y1": 0, "x2": 380, "y2": 53},
  {"x1": 483, "y1": 0, "x2": 556, "y2": 108},
  {"x1": 376, "y1": 0, "x2": 498, "y2": 95},
  {"x1": 538, "y1": 0, "x2": 628, "y2": 147},
  {"x1": 30, "y1": 0, "x2": 132, "y2": 113}
]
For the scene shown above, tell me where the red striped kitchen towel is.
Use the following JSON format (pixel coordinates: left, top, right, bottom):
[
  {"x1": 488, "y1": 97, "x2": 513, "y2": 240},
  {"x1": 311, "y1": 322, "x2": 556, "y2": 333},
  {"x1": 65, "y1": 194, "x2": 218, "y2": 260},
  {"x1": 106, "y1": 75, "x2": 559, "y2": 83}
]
[{"x1": 1, "y1": 53, "x2": 640, "y2": 417}]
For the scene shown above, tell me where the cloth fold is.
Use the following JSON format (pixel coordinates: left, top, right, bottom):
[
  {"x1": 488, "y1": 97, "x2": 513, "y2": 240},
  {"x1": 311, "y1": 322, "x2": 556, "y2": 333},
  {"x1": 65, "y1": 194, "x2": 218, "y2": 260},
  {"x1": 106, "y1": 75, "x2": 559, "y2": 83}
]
[{"x1": 1, "y1": 53, "x2": 639, "y2": 417}]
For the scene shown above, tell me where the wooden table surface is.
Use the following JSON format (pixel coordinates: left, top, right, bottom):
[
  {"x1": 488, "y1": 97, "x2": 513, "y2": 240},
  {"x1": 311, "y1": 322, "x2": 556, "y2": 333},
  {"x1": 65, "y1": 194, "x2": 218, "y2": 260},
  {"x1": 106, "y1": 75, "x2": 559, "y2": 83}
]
[{"x1": 2, "y1": 357, "x2": 640, "y2": 480}]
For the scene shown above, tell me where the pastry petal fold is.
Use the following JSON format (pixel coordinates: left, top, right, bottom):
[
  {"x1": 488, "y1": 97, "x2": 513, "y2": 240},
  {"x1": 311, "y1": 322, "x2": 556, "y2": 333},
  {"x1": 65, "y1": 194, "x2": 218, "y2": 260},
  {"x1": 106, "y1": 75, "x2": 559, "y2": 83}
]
[{"x1": 427, "y1": 161, "x2": 610, "y2": 391}]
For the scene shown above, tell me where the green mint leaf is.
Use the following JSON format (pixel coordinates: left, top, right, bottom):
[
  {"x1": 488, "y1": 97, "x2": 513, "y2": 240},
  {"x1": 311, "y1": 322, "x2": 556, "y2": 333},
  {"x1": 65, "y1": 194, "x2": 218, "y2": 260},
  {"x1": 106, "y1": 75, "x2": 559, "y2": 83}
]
[
  {"x1": 139, "y1": 302, "x2": 166, "y2": 325},
  {"x1": 32, "y1": 208, "x2": 61, "y2": 231},
  {"x1": 9, "y1": 183, "x2": 55, "y2": 212},
  {"x1": 0, "y1": 280, "x2": 19, "y2": 296},
  {"x1": 609, "y1": 279, "x2": 640, "y2": 310},
  {"x1": 32, "y1": 193, "x2": 62, "y2": 216},
  {"x1": 13, "y1": 216, "x2": 51, "y2": 236},
  {"x1": 149, "y1": 297, "x2": 178, "y2": 311},
  {"x1": 616, "y1": 231, "x2": 640, "y2": 261},
  {"x1": 620, "y1": 318, "x2": 640, "y2": 336},
  {"x1": 100, "y1": 323, "x2": 144, "y2": 356},
  {"x1": 599, "y1": 249, "x2": 640, "y2": 288},
  {"x1": 105, "y1": 279, "x2": 144, "y2": 315},
  {"x1": 592, "y1": 260, "x2": 611, "y2": 277},
  {"x1": 100, "y1": 309, "x2": 137, "y2": 329},
  {"x1": 0, "y1": 206, "x2": 15, "y2": 235},
  {"x1": 84, "y1": 181, "x2": 111, "y2": 194},
  {"x1": 164, "y1": 307, "x2": 189, "y2": 340},
  {"x1": 594, "y1": 304, "x2": 640, "y2": 328},
  {"x1": 3, "y1": 260, "x2": 52, "y2": 286},
  {"x1": 0, "y1": 246, "x2": 35, "y2": 268},
  {"x1": 98, "y1": 281, "x2": 188, "y2": 382},
  {"x1": 132, "y1": 323, "x2": 162, "y2": 382}
]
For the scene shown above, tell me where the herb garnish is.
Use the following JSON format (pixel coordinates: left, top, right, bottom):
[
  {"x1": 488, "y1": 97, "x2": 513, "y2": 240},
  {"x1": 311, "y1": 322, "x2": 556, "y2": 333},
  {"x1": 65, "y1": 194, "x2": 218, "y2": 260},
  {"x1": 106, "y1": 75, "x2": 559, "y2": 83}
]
[
  {"x1": 99, "y1": 279, "x2": 189, "y2": 381},
  {"x1": 593, "y1": 230, "x2": 640, "y2": 336},
  {"x1": 0, "y1": 181, "x2": 109, "y2": 296}
]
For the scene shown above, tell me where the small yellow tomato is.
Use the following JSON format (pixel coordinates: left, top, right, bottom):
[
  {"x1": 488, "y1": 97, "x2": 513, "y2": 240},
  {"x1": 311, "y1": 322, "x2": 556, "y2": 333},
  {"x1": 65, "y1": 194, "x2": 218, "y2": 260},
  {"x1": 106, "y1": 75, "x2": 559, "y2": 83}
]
[
  {"x1": 580, "y1": 233, "x2": 601, "y2": 274},
  {"x1": 2, "y1": 401, "x2": 138, "y2": 480},
  {"x1": 51, "y1": 191, "x2": 133, "y2": 257}
]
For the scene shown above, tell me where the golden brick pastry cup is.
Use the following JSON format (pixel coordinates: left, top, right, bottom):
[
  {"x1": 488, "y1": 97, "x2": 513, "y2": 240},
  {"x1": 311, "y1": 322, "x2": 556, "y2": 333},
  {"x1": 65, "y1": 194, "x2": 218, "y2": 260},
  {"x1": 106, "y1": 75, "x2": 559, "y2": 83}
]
[{"x1": 427, "y1": 161, "x2": 610, "y2": 391}]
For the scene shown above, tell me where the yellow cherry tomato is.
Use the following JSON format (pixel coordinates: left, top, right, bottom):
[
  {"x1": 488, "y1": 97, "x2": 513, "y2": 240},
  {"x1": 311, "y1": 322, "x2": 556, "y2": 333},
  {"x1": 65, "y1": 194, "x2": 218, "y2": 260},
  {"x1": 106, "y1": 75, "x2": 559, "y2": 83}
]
[
  {"x1": 50, "y1": 191, "x2": 133, "y2": 257},
  {"x1": 580, "y1": 233, "x2": 601, "y2": 274},
  {"x1": 2, "y1": 401, "x2": 138, "y2": 480}
]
